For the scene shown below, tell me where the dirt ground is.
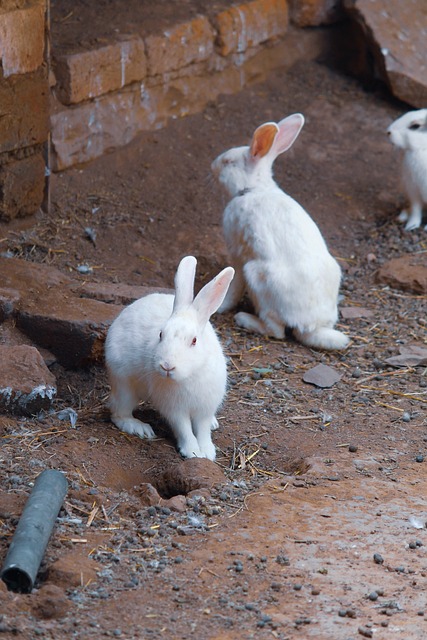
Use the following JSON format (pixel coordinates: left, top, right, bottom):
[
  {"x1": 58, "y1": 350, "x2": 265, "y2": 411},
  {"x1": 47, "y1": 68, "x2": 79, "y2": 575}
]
[{"x1": 1, "y1": 41, "x2": 427, "y2": 640}]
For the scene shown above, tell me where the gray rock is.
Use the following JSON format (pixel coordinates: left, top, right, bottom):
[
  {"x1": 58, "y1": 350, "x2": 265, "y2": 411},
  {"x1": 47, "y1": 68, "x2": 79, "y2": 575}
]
[
  {"x1": 0, "y1": 345, "x2": 56, "y2": 416},
  {"x1": 344, "y1": 0, "x2": 427, "y2": 107},
  {"x1": 302, "y1": 363, "x2": 342, "y2": 388}
]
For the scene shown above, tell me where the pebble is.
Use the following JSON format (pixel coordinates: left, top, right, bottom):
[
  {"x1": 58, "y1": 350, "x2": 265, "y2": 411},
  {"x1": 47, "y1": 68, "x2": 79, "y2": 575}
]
[
  {"x1": 349, "y1": 445, "x2": 358, "y2": 453},
  {"x1": 373, "y1": 553, "x2": 384, "y2": 565},
  {"x1": 367, "y1": 591, "x2": 378, "y2": 601},
  {"x1": 402, "y1": 412, "x2": 411, "y2": 423},
  {"x1": 358, "y1": 627, "x2": 373, "y2": 638},
  {"x1": 415, "y1": 455, "x2": 424, "y2": 463},
  {"x1": 233, "y1": 560, "x2": 244, "y2": 572}
]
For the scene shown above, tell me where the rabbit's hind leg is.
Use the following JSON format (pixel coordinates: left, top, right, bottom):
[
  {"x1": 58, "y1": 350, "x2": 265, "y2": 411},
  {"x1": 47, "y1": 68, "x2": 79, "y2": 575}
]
[{"x1": 234, "y1": 311, "x2": 285, "y2": 339}]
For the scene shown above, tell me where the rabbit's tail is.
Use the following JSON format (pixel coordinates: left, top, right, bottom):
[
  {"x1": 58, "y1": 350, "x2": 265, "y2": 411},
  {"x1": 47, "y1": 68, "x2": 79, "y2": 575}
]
[{"x1": 293, "y1": 326, "x2": 349, "y2": 351}]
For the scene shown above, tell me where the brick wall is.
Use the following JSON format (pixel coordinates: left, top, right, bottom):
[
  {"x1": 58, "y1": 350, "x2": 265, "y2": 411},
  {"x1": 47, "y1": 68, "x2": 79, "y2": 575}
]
[
  {"x1": 50, "y1": 0, "x2": 342, "y2": 172},
  {"x1": 0, "y1": 0, "x2": 340, "y2": 221},
  {"x1": 0, "y1": 0, "x2": 49, "y2": 222}
]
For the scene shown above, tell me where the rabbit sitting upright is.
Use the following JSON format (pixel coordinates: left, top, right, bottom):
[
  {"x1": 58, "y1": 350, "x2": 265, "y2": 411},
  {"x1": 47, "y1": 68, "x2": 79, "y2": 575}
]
[
  {"x1": 211, "y1": 113, "x2": 349, "y2": 351},
  {"x1": 105, "y1": 256, "x2": 234, "y2": 461},
  {"x1": 387, "y1": 109, "x2": 427, "y2": 230}
]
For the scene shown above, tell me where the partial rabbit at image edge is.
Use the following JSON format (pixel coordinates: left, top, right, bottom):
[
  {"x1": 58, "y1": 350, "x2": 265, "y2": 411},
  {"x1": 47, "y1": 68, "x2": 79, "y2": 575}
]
[{"x1": 387, "y1": 108, "x2": 427, "y2": 231}]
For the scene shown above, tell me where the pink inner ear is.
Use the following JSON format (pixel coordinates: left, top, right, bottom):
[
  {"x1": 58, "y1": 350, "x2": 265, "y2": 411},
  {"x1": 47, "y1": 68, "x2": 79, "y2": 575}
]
[
  {"x1": 250, "y1": 123, "x2": 279, "y2": 159},
  {"x1": 273, "y1": 114, "x2": 305, "y2": 156}
]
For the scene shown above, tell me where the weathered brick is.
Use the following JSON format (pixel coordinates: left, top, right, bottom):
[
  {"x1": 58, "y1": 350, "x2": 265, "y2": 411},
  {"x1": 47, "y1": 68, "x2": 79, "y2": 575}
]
[
  {"x1": 54, "y1": 36, "x2": 147, "y2": 106},
  {"x1": 0, "y1": 152, "x2": 45, "y2": 221},
  {"x1": 0, "y1": 257, "x2": 122, "y2": 368},
  {"x1": 16, "y1": 291, "x2": 121, "y2": 368},
  {"x1": 0, "y1": 345, "x2": 56, "y2": 417},
  {"x1": 50, "y1": 88, "x2": 158, "y2": 171},
  {"x1": 73, "y1": 281, "x2": 171, "y2": 306},
  {"x1": 0, "y1": 0, "x2": 46, "y2": 77},
  {"x1": 289, "y1": 0, "x2": 344, "y2": 26},
  {"x1": 213, "y1": 0, "x2": 289, "y2": 57},
  {"x1": 145, "y1": 15, "x2": 215, "y2": 76},
  {"x1": 50, "y1": 25, "x2": 328, "y2": 171},
  {"x1": 0, "y1": 67, "x2": 49, "y2": 154}
]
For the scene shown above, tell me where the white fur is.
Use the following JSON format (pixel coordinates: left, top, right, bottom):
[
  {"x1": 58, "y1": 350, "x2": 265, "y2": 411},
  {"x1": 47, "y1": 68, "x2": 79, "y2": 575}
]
[
  {"x1": 211, "y1": 113, "x2": 349, "y2": 351},
  {"x1": 105, "y1": 256, "x2": 234, "y2": 460},
  {"x1": 387, "y1": 109, "x2": 427, "y2": 230}
]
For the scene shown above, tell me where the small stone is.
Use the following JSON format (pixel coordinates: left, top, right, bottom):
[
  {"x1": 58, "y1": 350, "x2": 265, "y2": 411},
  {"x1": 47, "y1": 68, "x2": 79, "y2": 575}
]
[
  {"x1": 293, "y1": 584, "x2": 303, "y2": 591},
  {"x1": 302, "y1": 364, "x2": 342, "y2": 388},
  {"x1": 349, "y1": 445, "x2": 358, "y2": 453},
  {"x1": 368, "y1": 591, "x2": 378, "y2": 601},
  {"x1": 402, "y1": 412, "x2": 411, "y2": 422},
  {"x1": 373, "y1": 553, "x2": 384, "y2": 565},
  {"x1": 415, "y1": 455, "x2": 424, "y2": 463}
]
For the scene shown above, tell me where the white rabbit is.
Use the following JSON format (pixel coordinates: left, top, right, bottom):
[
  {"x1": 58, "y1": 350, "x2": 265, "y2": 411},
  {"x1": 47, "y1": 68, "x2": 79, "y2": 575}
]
[
  {"x1": 387, "y1": 108, "x2": 427, "y2": 230},
  {"x1": 105, "y1": 256, "x2": 234, "y2": 461},
  {"x1": 211, "y1": 113, "x2": 349, "y2": 351}
]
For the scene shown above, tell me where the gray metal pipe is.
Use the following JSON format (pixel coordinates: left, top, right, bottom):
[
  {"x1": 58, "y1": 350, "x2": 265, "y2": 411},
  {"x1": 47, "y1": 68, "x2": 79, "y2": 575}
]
[{"x1": 1, "y1": 469, "x2": 68, "y2": 593}]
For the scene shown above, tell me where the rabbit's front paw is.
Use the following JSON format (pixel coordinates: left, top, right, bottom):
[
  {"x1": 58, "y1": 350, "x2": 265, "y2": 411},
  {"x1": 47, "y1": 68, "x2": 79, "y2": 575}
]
[
  {"x1": 398, "y1": 209, "x2": 409, "y2": 222},
  {"x1": 198, "y1": 440, "x2": 216, "y2": 461},
  {"x1": 179, "y1": 440, "x2": 204, "y2": 459},
  {"x1": 113, "y1": 416, "x2": 156, "y2": 439}
]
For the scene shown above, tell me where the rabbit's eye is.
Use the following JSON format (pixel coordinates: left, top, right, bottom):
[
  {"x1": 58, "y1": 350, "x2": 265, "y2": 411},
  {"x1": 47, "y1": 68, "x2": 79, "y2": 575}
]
[
  {"x1": 159, "y1": 331, "x2": 163, "y2": 341},
  {"x1": 191, "y1": 336, "x2": 197, "y2": 346},
  {"x1": 409, "y1": 123, "x2": 421, "y2": 130}
]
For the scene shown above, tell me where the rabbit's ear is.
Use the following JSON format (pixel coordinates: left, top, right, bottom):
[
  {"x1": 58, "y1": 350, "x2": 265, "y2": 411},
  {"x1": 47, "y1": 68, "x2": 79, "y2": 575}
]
[
  {"x1": 272, "y1": 113, "x2": 305, "y2": 157},
  {"x1": 173, "y1": 255, "x2": 197, "y2": 311},
  {"x1": 250, "y1": 123, "x2": 279, "y2": 159},
  {"x1": 193, "y1": 267, "x2": 235, "y2": 326}
]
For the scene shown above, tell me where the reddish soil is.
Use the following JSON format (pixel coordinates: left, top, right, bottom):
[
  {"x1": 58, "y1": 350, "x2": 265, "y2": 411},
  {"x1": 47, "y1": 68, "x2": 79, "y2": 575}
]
[{"x1": 1, "y1": 24, "x2": 427, "y2": 640}]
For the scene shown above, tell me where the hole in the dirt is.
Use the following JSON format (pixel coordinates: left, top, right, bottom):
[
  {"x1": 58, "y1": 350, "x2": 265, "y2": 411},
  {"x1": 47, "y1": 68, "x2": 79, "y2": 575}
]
[
  {"x1": 282, "y1": 457, "x2": 311, "y2": 476},
  {"x1": 142, "y1": 458, "x2": 227, "y2": 500}
]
